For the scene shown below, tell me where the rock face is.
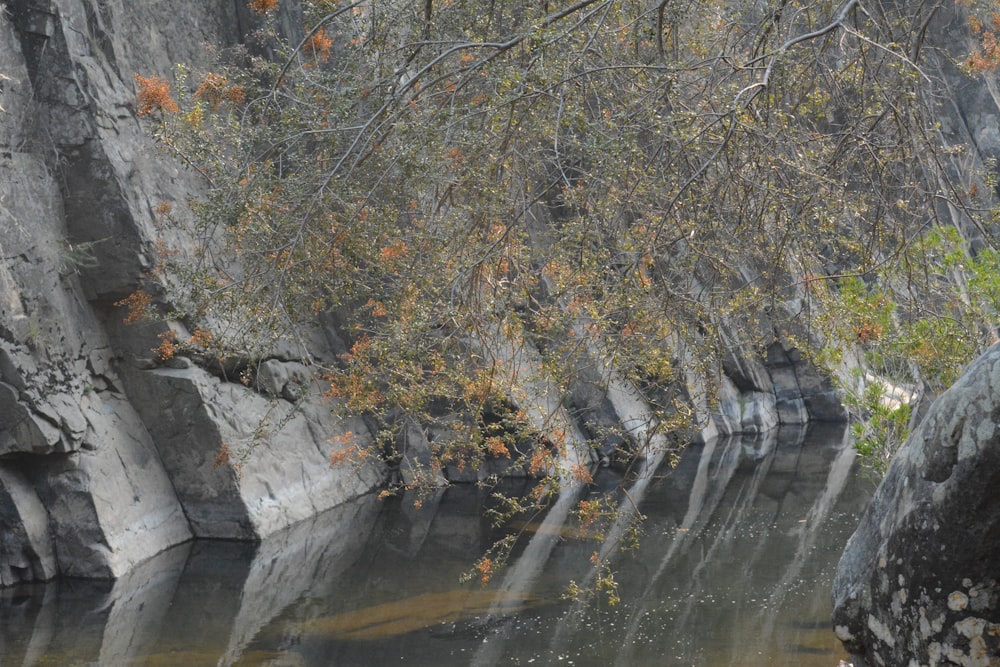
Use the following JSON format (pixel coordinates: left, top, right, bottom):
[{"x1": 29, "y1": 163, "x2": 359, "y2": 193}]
[
  {"x1": 0, "y1": 0, "x2": 379, "y2": 585},
  {"x1": 832, "y1": 344, "x2": 1000, "y2": 666},
  {"x1": 713, "y1": 339, "x2": 845, "y2": 435},
  {"x1": 9, "y1": 0, "x2": 1000, "y2": 593}
]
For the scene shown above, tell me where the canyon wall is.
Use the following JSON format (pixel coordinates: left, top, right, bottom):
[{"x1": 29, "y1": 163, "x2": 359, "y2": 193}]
[{"x1": 0, "y1": 0, "x2": 849, "y2": 586}]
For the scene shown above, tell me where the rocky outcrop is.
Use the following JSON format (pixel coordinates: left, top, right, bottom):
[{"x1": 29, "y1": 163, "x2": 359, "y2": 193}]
[
  {"x1": 713, "y1": 339, "x2": 845, "y2": 435},
  {"x1": 120, "y1": 358, "x2": 380, "y2": 540},
  {"x1": 0, "y1": 0, "x2": 199, "y2": 581},
  {"x1": 832, "y1": 344, "x2": 1000, "y2": 666}
]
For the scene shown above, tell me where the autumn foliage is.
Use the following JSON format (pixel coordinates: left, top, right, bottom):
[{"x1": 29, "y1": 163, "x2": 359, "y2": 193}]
[
  {"x1": 193, "y1": 73, "x2": 246, "y2": 108},
  {"x1": 303, "y1": 29, "x2": 333, "y2": 63},
  {"x1": 154, "y1": 330, "x2": 178, "y2": 361},
  {"x1": 140, "y1": 0, "x2": 1000, "y2": 504},
  {"x1": 134, "y1": 74, "x2": 178, "y2": 116},
  {"x1": 114, "y1": 289, "x2": 153, "y2": 324},
  {"x1": 968, "y1": 13, "x2": 1000, "y2": 71},
  {"x1": 248, "y1": 0, "x2": 279, "y2": 14}
]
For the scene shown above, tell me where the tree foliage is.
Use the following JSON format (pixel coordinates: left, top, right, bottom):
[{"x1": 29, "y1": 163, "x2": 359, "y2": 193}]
[{"x1": 140, "y1": 0, "x2": 1000, "y2": 481}]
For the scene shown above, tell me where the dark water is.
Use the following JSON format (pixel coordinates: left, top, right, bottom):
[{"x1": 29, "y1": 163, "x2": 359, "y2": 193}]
[{"x1": 0, "y1": 424, "x2": 871, "y2": 666}]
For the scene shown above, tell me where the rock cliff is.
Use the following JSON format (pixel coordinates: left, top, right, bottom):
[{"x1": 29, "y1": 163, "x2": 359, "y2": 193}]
[
  {"x1": 0, "y1": 0, "x2": 844, "y2": 586},
  {"x1": 0, "y1": 0, "x2": 381, "y2": 585}
]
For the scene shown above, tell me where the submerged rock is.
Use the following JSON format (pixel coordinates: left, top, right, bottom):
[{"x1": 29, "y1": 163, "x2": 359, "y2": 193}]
[{"x1": 832, "y1": 344, "x2": 1000, "y2": 666}]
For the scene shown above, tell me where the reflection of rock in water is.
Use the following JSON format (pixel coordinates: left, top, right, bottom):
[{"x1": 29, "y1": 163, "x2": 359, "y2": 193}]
[
  {"x1": 495, "y1": 423, "x2": 867, "y2": 667},
  {"x1": 1, "y1": 425, "x2": 871, "y2": 667},
  {"x1": 607, "y1": 424, "x2": 864, "y2": 667},
  {"x1": 0, "y1": 494, "x2": 381, "y2": 667},
  {"x1": 123, "y1": 648, "x2": 295, "y2": 666}
]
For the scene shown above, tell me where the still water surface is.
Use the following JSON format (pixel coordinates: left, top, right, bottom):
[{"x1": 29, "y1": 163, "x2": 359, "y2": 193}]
[{"x1": 0, "y1": 424, "x2": 871, "y2": 666}]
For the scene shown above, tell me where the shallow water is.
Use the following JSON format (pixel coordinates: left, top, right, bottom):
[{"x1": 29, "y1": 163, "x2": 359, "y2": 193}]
[{"x1": 0, "y1": 424, "x2": 871, "y2": 666}]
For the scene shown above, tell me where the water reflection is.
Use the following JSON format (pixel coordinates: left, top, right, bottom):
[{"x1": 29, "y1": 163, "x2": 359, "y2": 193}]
[
  {"x1": 0, "y1": 424, "x2": 871, "y2": 666},
  {"x1": 297, "y1": 590, "x2": 544, "y2": 641}
]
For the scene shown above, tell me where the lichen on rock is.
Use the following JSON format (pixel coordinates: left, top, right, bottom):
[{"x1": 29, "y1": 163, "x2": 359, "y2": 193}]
[{"x1": 833, "y1": 345, "x2": 1000, "y2": 665}]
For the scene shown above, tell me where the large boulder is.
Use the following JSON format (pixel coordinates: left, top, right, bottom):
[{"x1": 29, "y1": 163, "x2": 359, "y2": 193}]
[{"x1": 832, "y1": 344, "x2": 1000, "y2": 666}]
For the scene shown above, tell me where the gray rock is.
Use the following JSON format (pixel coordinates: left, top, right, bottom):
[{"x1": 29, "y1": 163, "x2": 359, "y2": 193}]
[
  {"x1": 255, "y1": 359, "x2": 289, "y2": 397},
  {"x1": 832, "y1": 344, "x2": 1000, "y2": 666},
  {"x1": 0, "y1": 464, "x2": 57, "y2": 586},
  {"x1": 0, "y1": 0, "x2": 323, "y2": 586},
  {"x1": 712, "y1": 331, "x2": 845, "y2": 433},
  {"x1": 0, "y1": 381, "x2": 64, "y2": 455},
  {"x1": 30, "y1": 392, "x2": 192, "y2": 579},
  {"x1": 120, "y1": 362, "x2": 381, "y2": 540},
  {"x1": 47, "y1": 391, "x2": 88, "y2": 441},
  {"x1": 396, "y1": 417, "x2": 449, "y2": 488}
]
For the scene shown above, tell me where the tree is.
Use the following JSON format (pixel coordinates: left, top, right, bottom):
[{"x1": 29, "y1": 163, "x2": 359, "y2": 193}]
[{"x1": 139, "y1": 0, "x2": 1000, "y2": 492}]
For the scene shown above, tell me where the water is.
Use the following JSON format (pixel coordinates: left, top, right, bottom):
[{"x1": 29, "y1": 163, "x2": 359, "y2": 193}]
[{"x1": 0, "y1": 424, "x2": 872, "y2": 666}]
